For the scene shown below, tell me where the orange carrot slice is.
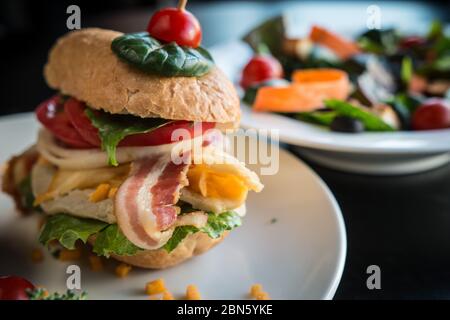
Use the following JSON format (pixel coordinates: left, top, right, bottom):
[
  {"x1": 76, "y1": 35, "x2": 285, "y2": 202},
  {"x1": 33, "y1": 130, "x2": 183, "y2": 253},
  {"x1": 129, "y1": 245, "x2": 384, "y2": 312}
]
[
  {"x1": 309, "y1": 25, "x2": 360, "y2": 59},
  {"x1": 253, "y1": 68, "x2": 350, "y2": 113},
  {"x1": 292, "y1": 68, "x2": 350, "y2": 100},
  {"x1": 253, "y1": 86, "x2": 323, "y2": 113}
]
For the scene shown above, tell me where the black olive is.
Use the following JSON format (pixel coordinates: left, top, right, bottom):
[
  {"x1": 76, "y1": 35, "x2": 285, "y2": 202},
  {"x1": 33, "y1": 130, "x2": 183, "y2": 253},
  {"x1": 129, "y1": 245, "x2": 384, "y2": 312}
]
[{"x1": 330, "y1": 116, "x2": 365, "y2": 133}]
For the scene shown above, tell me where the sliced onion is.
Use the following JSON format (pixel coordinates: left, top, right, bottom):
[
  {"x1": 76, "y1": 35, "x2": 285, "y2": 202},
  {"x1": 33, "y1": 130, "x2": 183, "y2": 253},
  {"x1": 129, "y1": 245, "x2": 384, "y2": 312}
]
[{"x1": 37, "y1": 129, "x2": 209, "y2": 170}]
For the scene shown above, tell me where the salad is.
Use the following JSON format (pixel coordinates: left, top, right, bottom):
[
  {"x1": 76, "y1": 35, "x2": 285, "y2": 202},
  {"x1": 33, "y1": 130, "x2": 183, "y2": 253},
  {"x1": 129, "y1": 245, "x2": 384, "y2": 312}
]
[{"x1": 240, "y1": 16, "x2": 450, "y2": 133}]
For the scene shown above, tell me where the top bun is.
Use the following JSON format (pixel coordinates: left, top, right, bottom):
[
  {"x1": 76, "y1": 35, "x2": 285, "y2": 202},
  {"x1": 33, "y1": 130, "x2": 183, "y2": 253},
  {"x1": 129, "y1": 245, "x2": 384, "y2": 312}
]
[{"x1": 44, "y1": 28, "x2": 240, "y2": 125}]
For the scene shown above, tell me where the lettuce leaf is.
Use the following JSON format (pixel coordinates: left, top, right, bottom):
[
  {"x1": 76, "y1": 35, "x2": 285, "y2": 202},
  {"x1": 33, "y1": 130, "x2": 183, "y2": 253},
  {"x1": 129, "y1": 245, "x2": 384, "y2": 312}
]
[
  {"x1": 39, "y1": 214, "x2": 108, "y2": 250},
  {"x1": 39, "y1": 214, "x2": 140, "y2": 257},
  {"x1": 163, "y1": 211, "x2": 242, "y2": 253},
  {"x1": 93, "y1": 224, "x2": 141, "y2": 257},
  {"x1": 39, "y1": 209, "x2": 242, "y2": 256},
  {"x1": 200, "y1": 211, "x2": 242, "y2": 239},
  {"x1": 163, "y1": 225, "x2": 199, "y2": 253},
  {"x1": 85, "y1": 108, "x2": 173, "y2": 166}
]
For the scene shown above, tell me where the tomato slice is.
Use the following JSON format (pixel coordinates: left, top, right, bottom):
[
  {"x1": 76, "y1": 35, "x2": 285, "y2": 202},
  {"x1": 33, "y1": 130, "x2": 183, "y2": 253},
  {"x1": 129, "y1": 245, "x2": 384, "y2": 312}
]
[
  {"x1": 35, "y1": 96, "x2": 94, "y2": 148},
  {"x1": 64, "y1": 98, "x2": 102, "y2": 146},
  {"x1": 64, "y1": 98, "x2": 215, "y2": 147},
  {"x1": 120, "y1": 121, "x2": 215, "y2": 146}
]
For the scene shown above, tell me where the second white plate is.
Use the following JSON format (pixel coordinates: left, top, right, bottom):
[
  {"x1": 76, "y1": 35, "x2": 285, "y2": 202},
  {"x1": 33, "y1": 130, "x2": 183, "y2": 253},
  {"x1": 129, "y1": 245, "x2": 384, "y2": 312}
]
[{"x1": 210, "y1": 41, "x2": 450, "y2": 175}]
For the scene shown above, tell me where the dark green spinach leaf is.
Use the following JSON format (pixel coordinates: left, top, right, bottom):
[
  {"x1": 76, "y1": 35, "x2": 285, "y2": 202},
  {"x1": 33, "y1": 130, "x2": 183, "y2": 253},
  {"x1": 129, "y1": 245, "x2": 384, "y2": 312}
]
[
  {"x1": 356, "y1": 28, "x2": 400, "y2": 55},
  {"x1": 111, "y1": 32, "x2": 214, "y2": 77},
  {"x1": 243, "y1": 16, "x2": 286, "y2": 58}
]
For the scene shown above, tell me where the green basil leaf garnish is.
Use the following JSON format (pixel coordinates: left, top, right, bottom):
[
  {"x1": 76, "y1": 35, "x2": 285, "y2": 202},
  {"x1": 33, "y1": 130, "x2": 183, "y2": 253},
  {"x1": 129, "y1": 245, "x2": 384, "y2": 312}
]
[{"x1": 111, "y1": 32, "x2": 214, "y2": 77}]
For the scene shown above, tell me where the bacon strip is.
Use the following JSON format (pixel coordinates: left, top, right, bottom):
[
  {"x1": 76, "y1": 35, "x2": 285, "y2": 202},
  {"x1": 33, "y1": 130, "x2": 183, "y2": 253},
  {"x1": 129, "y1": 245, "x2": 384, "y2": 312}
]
[{"x1": 115, "y1": 153, "x2": 191, "y2": 250}]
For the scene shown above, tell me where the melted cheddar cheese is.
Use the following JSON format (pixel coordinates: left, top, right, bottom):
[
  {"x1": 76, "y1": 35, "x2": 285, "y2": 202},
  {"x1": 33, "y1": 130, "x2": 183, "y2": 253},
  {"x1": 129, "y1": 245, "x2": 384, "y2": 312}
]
[
  {"x1": 186, "y1": 164, "x2": 248, "y2": 203},
  {"x1": 34, "y1": 162, "x2": 251, "y2": 209}
]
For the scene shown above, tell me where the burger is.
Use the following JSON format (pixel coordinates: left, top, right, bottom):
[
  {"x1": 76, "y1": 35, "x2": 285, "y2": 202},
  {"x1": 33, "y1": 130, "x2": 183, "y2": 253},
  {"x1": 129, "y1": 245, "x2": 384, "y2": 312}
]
[{"x1": 2, "y1": 26, "x2": 263, "y2": 269}]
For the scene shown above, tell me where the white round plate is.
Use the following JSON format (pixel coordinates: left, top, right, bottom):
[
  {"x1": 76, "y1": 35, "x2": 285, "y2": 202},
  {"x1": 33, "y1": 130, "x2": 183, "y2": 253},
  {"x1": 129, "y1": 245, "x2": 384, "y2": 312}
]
[
  {"x1": 0, "y1": 113, "x2": 346, "y2": 300},
  {"x1": 210, "y1": 41, "x2": 450, "y2": 175}
]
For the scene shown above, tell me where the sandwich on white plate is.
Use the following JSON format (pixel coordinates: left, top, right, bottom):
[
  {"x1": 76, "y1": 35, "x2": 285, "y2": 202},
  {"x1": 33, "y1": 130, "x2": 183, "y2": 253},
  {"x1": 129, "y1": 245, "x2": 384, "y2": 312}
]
[{"x1": 2, "y1": 9, "x2": 263, "y2": 269}]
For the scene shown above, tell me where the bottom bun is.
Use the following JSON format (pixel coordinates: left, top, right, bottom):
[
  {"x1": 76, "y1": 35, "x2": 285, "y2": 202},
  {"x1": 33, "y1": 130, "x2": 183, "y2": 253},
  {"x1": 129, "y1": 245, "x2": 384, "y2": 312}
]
[{"x1": 90, "y1": 231, "x2": 228, "y2": 269}]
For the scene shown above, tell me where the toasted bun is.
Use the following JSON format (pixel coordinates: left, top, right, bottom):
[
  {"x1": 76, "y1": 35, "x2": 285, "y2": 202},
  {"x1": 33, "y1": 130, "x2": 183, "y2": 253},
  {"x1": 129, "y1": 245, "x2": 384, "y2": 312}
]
[
  {"x1": 44, "y1": 28, "x2": 240, "y2": 126},
  {"x1": 89, "y1": 231, "x2": 227, "y2": 269}
]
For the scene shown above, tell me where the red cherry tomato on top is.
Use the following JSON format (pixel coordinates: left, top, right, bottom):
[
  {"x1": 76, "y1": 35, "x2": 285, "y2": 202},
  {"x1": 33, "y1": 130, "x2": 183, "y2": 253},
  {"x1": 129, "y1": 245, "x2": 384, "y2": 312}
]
[
  {"x1": 240, "y1": 55, "x2": 284, "y2": 89},
  {"x1": 36, "y1": 96, "x2": 94, "y2": 148},
  {"x1": 411, "y1": 99, "x2": 450, "y2": 131},
  {"x1": 0, "y1": 276, "x2": 35, "y2": 300},
  {"x1": 64, "y1": 98, "x2": 215, "y2": 147},
  {"x1": 147, "y1": 7, "x2": 202, "y2": 48}
]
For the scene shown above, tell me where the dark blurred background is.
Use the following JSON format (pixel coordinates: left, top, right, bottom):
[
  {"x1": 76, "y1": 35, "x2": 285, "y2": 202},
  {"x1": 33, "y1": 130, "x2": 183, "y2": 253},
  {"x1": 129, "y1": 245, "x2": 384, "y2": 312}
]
[{"x1": 0, "y1": 0, "x2": 448, "y2": 116}]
